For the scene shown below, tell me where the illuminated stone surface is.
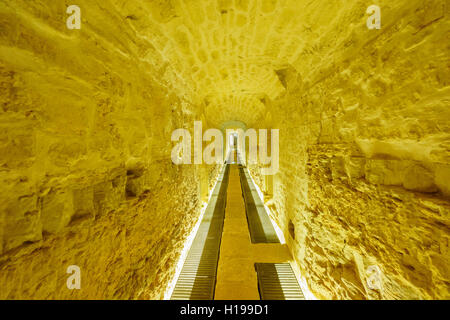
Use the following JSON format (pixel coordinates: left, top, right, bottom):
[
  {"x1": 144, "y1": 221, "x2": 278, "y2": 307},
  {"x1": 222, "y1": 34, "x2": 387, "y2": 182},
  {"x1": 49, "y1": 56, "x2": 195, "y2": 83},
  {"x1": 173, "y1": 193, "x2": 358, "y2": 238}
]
[
  {"x1": 215, "y1": 165, "x2": 291, "y2": 300},
  {"x1": 0, "y1": 0, "x2": 449, "y2": 299}
]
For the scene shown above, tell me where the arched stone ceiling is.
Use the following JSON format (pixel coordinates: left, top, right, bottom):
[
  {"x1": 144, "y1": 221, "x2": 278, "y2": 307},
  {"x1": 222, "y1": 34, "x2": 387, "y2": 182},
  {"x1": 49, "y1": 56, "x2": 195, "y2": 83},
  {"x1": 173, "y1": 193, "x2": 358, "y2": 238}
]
[{"x1": 113, "y1": 0, "x2": 315, "y2": 126}]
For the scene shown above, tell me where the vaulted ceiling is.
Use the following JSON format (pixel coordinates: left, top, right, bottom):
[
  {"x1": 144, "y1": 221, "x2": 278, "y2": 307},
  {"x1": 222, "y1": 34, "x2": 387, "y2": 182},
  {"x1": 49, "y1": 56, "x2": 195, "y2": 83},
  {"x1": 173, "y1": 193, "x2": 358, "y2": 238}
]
[{"x1": 113, "y1": 0, "x2": 335, "y2": 127}]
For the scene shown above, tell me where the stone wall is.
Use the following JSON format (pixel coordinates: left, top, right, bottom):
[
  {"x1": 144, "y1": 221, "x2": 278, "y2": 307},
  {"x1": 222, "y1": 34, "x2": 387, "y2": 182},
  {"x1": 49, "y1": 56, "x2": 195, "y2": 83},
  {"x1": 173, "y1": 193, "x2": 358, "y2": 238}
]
[
  {"x1": 248, "y1": 0, "x2": 450, "y2": 300},
  {"x1": 0, "y1": 1, "x2": 219, "y2": 299}
]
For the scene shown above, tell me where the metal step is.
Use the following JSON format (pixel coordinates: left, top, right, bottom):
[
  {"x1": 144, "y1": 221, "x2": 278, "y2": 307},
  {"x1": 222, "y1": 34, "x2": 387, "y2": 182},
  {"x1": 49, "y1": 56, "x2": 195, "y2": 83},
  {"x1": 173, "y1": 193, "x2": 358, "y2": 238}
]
[
  {"x1": 255, "y1": 263, "x2": 305, "y2": 300},
  {"x1": 171, "y1": 165, "x2": 230, "y2": 300},
  {"x1": 238, "y1": 166, "x2": 279, "y2": 243}
]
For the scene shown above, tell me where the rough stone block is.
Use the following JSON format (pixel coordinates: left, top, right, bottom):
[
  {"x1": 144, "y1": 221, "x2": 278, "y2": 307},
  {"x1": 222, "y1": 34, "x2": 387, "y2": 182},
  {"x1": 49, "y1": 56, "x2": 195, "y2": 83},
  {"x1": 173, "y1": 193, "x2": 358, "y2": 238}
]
[
  {"x1": 94, "y1": 173, "x2": 126, "y2": 216},
  {"x1": 126, "y1": 172, "x2": 147, "y2": 197},
  {"x1": 365, "y1": 159, "x2": 404, "y2": 186},
  {"x1": 344, "y1": 156, "x2": 365, "y2": 180},
  {"x1": 72, "y1": 187, "x2": 94, "y2": 221},
  {"x1": 435, "y1": 165, "x2": 450, "y2": 197},
  {"x1": 330, "y1": 156, "x2": 346, "y2": 180},
  {"x1": 3, "y1": 193, "x2": 42, "y2": 252},
  {"x1": 0, "y1": 120, "x2": 35, "y2": 169},
  {"x1": 40, "y1": 190, "x2": 73, "y2": 234},
  {"x1": 403, "y1": 164, "x2": 437, "y2": 193}
]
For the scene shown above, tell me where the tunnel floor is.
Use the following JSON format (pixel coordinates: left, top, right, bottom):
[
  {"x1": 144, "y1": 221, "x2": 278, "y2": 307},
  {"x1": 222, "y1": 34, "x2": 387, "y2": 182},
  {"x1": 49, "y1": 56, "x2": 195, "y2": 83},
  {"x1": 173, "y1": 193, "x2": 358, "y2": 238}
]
[{"x1": 172, "y1": 157, "x2": 304, "y2": 300}]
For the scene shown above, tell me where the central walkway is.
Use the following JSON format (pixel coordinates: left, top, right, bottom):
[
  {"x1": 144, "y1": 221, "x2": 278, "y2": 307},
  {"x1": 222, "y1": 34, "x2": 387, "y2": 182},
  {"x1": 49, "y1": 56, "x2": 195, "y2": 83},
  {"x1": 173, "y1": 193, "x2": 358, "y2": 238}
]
[
  {"x1": 171, "y1": 149, "x2": 304, "y2": 300},
  {"x1": 214, "y1": 165, "x2": 292, "y2": 300}
]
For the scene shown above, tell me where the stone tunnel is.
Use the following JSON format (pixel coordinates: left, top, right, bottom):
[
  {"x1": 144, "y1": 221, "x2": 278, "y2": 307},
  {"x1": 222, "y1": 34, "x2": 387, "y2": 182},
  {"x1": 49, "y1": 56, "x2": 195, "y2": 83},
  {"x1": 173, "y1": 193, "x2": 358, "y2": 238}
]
[{"x1": 0, "y1": 0, "x2": 449, "y2": 300}]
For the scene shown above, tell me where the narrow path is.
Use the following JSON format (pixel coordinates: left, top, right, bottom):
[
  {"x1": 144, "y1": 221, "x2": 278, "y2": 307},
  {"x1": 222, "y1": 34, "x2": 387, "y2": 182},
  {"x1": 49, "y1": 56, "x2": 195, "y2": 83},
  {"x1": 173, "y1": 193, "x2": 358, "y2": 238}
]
[
  {"x1": 214, "y1": 165, "x2": 292, "y2": 300},
  {"x1": 171, "y1": 161, "x2": 303, "y2": 300}
]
